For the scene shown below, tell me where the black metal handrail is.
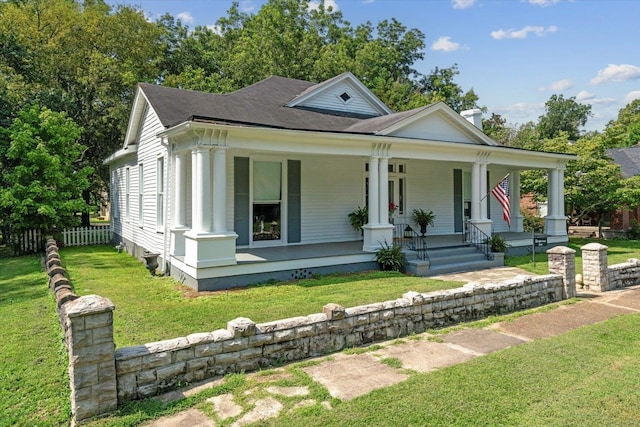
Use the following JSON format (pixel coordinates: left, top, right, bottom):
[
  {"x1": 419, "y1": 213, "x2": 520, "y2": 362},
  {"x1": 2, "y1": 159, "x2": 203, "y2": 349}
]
[
  {"x1": 464, "y1": 220, "x2": 493, "y2": 260},
  {"x1": 393, "y1": 223, "x2": 428, "y2": 261}
]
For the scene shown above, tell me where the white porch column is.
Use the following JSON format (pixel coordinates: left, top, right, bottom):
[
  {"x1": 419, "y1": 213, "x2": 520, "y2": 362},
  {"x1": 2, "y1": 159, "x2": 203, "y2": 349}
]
[
  {"x1": 193, "y1": 146, "x2": 212, "y2": 234},
  {"x1": 509, "y1": 171, "x2": 524, "y2": 232},
  {"x1": 174, "y1": 153, "x2": 187, "y2": 227},
  {"x1": 368, "y1": 157, "x2": 380, "y2": 225},
  {"x1": 479, "y1": 162, "x2": 488, "y2": 220},
  {"x1": 171, "y1": 152, "x2": 188, "y2": 257},
  {"x1": 379, "y1": 156, "x2": 389, "y2": 225},
  {"x1": 212, "y1": 146, "x2": 227, "y2": 234},
  {"x1": 471, "y1": 162, "x2": 480, "y2": 221},
  {"x1": 183, "y1": 136, "x2": 237, "y2": 271},
  {"x1": 363, "y1": 145, "x2": 394, "y2": 252},
  {"x1": 545, "y1": 163, "x2": 567, "y2": 236},
  {"x1": 469, "y1": 153, "x2": 492, "y2": 238}
]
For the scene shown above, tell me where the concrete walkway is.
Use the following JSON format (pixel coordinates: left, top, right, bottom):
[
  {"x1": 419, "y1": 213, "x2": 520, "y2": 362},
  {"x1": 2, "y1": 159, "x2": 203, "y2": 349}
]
[{"x1": 144, "y1": 269, "x2": 640, "y2": 427}]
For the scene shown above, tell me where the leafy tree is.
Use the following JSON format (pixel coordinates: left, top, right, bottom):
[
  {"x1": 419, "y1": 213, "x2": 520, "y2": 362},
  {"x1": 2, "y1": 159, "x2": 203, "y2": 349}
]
[
  {"x1": 0, "y1": 0, "x2": 163, "y2": 224},
  {"x1": 417, "y1": 64, "x2": 481, "y2": 112},
  {"x1": 0, "y1": 105, "x2": 92, "y2": 234},
  {"x1": 536, "y1": 94, "x2": 592, "y2": 141},
  {"x1": 601, "y1": 99, "x2": 640, "y2": 148},
  {"x1": 482, "y1": 113, "x2": 514, "y2": 144}
]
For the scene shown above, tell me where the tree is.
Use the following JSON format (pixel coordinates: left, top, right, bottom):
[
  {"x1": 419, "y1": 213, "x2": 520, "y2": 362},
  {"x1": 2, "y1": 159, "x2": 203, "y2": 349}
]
[
  {"x1": 417, "y1": 64, "x2": 481, "y2": 112},
  {"x1": 482, "y1": 113, "x2": 514, "y2": 145},
  {"x1": 601, "y1": 99, "x2": 640, "y2": 148},
  {"x1": 536, "y1": 94, "x2": 592, "y2": 141},
  {"x1": 0, "y1": 105, "x2": 92, "y2": 234},
  {"x1": 0, "y1": 0, "x2": 164, "y2": 224}
]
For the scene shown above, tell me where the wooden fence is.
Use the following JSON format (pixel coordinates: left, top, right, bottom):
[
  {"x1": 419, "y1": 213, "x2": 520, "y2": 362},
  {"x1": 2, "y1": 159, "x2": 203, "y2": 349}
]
[
  {"x1": 1, "y1": 225, "x2": 112, "y2": 256},
  {"x1": 62, "y1": 225, "x2": 112, "y2": 247}
]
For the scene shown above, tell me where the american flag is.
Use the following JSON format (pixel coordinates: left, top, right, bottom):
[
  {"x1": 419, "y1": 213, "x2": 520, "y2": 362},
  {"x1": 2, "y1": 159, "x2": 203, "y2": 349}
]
[{"x1": 491, "y1": 175, "x2": 511, "y2": 227}]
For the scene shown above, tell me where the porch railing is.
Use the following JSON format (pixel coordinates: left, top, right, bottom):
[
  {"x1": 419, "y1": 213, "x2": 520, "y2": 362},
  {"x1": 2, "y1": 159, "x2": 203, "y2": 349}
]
[
  {"x1": 463, "y1": 220, "x2": 493, "y2": 260},
  {"x1": 393, "y1": 223, "x2": 428, "y2": 261}
]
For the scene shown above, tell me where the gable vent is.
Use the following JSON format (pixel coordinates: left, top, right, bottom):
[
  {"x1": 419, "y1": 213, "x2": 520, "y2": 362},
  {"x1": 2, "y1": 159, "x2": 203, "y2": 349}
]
[{"x1": 338, "y1": 91, "x2": 352, "y2": 103}]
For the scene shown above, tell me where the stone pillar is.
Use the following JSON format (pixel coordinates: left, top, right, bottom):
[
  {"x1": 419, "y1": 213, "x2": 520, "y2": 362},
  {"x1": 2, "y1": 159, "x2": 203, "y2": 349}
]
[
  {"x1": 368, "y1": 156, "x2": 380, "y2": 225},
  {"x1": 64, "y1": 295, "x2": 117, "y2": 423},
  {"x1": 581, "y1": 243, "x2": 609, "y2": 292},
  {"x1": 547, "y1": 246, "x2": 576, "y2": 298},
  {"x1": 212, "y1": 146, "x2": 227, "y2": 234},
  {"x1": 379, "y1": 156, "x2": 389, "y2": 225}
]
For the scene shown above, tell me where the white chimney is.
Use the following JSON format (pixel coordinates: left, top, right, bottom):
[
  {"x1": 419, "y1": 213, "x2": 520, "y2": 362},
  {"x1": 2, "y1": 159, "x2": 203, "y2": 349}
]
[{"x1": 461, "y1": 109, "x2": 483, "y2": 130}]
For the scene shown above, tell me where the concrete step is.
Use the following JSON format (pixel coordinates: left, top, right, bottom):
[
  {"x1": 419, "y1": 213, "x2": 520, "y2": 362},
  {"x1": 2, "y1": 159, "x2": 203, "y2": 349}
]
[
  {"x1": 426, "y1": 259, "x2": 500, "y2": 276},
  {"x1": 429, "y1": 252, "x2": 488, "y2": 266}
]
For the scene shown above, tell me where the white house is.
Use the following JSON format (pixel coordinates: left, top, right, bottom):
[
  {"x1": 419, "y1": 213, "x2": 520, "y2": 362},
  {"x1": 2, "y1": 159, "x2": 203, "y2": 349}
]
[{"x1": 105, "y1": 72, "x2": 573, "y2": 290}]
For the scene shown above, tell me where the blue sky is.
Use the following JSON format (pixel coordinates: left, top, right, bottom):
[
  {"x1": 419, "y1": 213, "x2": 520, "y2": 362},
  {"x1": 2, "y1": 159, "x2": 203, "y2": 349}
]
[{"x1": 114, "y1": 0, "x2": 640, "y2": 132}]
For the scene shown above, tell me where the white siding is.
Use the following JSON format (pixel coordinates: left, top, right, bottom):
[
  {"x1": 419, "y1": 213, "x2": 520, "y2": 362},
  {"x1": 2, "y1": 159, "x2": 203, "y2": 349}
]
[
  {"x1": 111, "y1": 104, "x2": 167, "y2": 254},
  {"x1": 405, "y1": 160, "x2": 457, "y2": 234},
  {"x1": 298, "y1": 81, "x2": 381, "y2": 117},
  {"x1": 301, "y1": 155, "x2": 364, "y2": 243},
  {"x1": 389, "y1": 113, "x2": 479, "y2": 144},
  {"x1": 488, "y1": 167, "x2": 512, "y2": 233}
]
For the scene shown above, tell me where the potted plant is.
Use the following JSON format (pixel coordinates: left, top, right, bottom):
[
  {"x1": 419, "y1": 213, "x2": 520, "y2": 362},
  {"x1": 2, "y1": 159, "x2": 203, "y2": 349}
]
[
  {"x1": 411, "y1": 208, "x2": 435, "y2": 236},
  {"x1": 375, "y1": 242, "x2": 406, "y2": 272},
  {"x1": 486, "y1": 234, "x2": 507, "y2": 253},
  {"x1": 348, "y1": 206, "x2": 368, "y2": 237}
]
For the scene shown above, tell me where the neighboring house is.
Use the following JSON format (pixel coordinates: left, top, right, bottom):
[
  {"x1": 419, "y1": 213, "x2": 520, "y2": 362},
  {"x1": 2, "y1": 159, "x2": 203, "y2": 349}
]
[
  {"x1": 105, "y1": 72, "x2": 573, "y2": 290},
  {"x1": 606, "y1": 145, "x2": 640, "y2": 230}
]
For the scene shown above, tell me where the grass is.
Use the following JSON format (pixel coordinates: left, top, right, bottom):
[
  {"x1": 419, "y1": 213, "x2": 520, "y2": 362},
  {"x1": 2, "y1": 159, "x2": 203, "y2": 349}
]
[
  {"x1": 261, "y1": 313, "x2": 640, "y2": 426},
  {"x1": 507, "y1": 237, "x2": 640, "y2": 275},
  {"x1": 0, "y1": 255, "x2": 70, "y2": 426},
  {"x1": 60, "y1": 245, "x2": 464, "y2": 348},
  {"x1": 3, "y1": 237, "x2": 639, "y2": 425}
]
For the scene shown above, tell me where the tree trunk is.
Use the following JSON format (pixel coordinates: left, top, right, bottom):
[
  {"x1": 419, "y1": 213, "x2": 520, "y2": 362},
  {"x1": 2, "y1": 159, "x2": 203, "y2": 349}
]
[{"x1": 81, "y1": 189, "x2": 91, "y2": 227}]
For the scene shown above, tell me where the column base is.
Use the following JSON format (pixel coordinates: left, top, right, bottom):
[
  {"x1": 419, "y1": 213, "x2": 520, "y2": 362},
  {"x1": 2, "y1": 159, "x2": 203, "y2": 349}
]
[
  {"x1": 510, "y1": 215, "x2": 524, "y2": 233},
  {"x1": 170, "y1": 227, "x2": 189, "y2": 257},
  {"x1": 545, "y1": 216, "x2": 567, "y2": 236},
  {"x1": 362, "y1": 224, "x2": 394, "y2": 252},
  {"x1": 184, "y1": 231, "x2": 238, "y2": 268}
]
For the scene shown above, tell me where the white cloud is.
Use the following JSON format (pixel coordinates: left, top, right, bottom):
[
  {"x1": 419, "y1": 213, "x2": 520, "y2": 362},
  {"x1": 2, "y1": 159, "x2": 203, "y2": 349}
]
[
  {"x1": 539, "y1": 79, "x2": 573, "y2": 92},
  {"x1": 176, "y1": 12, "x2": 194, "y2": 25},
  {"x1": 576, "y1": 90, "x2": 595, "y2": 101},
  {"x1": 625, "y1": 91, "x2": 640, "y2": 102},
  {"x1": 431, "y1": 36, "x2": 461, "y2": 52},
  {"x1": 527, "y1": 0, "x2": 560, "y2": 6},
  {"x1": 207, "y1": 24, "x2": 223, "y2": 35},
  {"x1": 491, "y1": 25, "x2": 557, "y2": 40},
  {"x1": 308, "y1": 0, "x2": 340, "y2": 12},
  {"x1": 240, "y1": 1, "x2": 255, "y2": 12},
  {"x1": 590, "y1": 64, "x2": 640, "y2": 85},
  {"x1": 452, "y1": 0, "x2": 475, "y2": 9}
]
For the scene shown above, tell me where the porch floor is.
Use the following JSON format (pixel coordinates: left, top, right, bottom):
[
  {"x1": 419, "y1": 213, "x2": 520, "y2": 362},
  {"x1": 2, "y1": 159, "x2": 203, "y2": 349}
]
[{"x1": 235, "y1": 234, "x2": 470, "y2": 264}]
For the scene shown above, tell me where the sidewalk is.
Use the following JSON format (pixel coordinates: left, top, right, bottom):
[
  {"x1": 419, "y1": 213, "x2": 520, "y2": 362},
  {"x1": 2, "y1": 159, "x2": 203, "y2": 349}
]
[{"x1": 145, "y1": 270, "x2": 640, "y2": 427}]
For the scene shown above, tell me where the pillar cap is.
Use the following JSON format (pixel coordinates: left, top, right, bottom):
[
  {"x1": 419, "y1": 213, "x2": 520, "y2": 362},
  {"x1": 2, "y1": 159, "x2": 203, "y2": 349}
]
[
  {"x1": 581, "y1": 242, "x2": 608, "y2": 251},
  {"x1": 546, "y1": 246, "x2": 575, "y2": 255}
]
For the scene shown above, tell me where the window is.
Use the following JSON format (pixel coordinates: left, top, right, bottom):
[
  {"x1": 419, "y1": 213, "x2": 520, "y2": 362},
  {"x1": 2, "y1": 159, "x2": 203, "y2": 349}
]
[
  {"x1": 157, "y1": 157, "x2": 164, "y2": 228},
  {"x1": 138, "y1": 164, "x2": 144, "y2": 226},
  {"x1": 364, "y1": 161, "x2": 407, "y2": 216},
  {"x1": 252, "y1": 161, "x2": 282, "y2": 242},
  {"x1": 125, "y1": 167, "x2": 130, "y2": 219},
  {"x1": 339, "y1": 91, "x2": 352, "y2": 103}
]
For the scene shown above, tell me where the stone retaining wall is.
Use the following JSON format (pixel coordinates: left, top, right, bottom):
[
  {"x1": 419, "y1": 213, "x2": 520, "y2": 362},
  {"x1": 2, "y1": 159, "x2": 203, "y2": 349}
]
[
  {"x1": 45, "y1": 243, "x2": 640, "y2": 422},
  {"x1": 114, "y1": 274, "x2": 565, "y2": 401}
]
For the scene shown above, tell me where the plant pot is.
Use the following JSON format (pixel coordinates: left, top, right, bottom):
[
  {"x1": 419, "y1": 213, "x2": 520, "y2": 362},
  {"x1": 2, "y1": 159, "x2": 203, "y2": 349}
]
[
  {"x1": 142, "y1": 252, "x2": 160, "y2": 276},
  {"x1": 420, "y1": 224, "x2": 427, "y2": 237}
]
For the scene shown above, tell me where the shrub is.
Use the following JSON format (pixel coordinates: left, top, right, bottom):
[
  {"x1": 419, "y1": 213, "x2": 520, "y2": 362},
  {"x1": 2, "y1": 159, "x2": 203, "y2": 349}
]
[
  {"x1": 522, "y1": 209, "x2": 545, "y2": 233},
  {"x1": 628, "y1": 219, "x2": 640, "y2": 240},
  {"x1": 375, "y1": 242, "x2": 406, "y2": 272},
  {"x1": 486, "y1": 234, "x2": 508, "y2": 253}
]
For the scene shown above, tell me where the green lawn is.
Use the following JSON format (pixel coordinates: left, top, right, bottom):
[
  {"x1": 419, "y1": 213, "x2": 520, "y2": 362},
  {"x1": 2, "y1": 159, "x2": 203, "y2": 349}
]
[
  {"x1": 507, "y1": 237, "x2": 640, "y2": 275},
  {"x1": 3, "y1": 237, "x2": 640, "y2": 426},
  {"x1": 61, "y1": 245, "x2": 464, "y2": 348},
  {"x1": 0, "y1": 255, "x2": 70, "y2": 426}
]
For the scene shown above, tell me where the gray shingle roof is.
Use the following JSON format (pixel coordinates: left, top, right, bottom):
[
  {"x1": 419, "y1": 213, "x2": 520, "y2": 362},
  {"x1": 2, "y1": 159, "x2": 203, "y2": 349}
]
[
  {"x1": 606, "y1": 146, "x2": 640, "y2": 178},
  {"x1": 139, "y1": 76, "x2": 375, "y2": 133}
]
